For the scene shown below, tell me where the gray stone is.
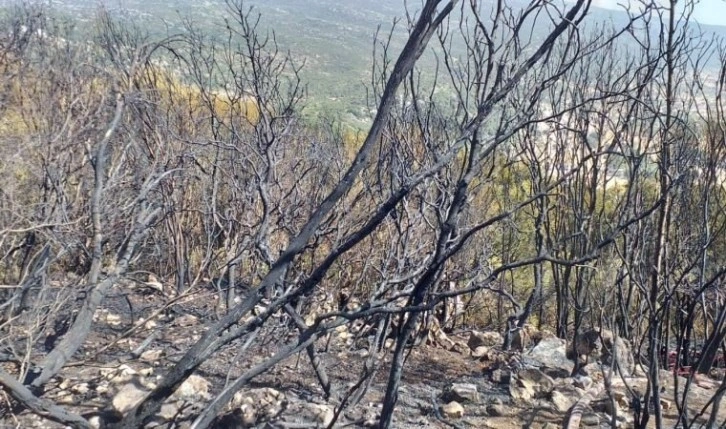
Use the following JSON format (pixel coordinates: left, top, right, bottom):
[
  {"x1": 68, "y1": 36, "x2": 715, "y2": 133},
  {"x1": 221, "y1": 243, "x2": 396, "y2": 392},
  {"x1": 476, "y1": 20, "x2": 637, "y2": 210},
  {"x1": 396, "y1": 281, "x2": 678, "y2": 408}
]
[
  {"x1": 139, "y1": 349, "x2": 164, "y2": 363},
  {"x1": 581, "y1": 412, "x2": 600, "y2": 426},
  {"x1": 70, "y1": 383, "x2": 90, "y2": 395},
  {"x1": 511, "y1": 368, "x2": 555, "y2": 401},
  {"x1": 443, "y1": 383, "x2": 479, "y2": 403},
  {"x1": 602, "y1": 336, "x2": 635, "y2": 376},
  {"x1": 486, "y1": 403, "x2": 515, "y2": 417},
  {"x1": 591, "y1": 397, "x2": 619, "y2": 416},
  {"x1": 518, "y1": 368, "x2": 555, "y2": 390},
  {"x1": 550, "y1": 389, "x2": 576, "y2": 413},
  {"x1": 526, "y1": 337, "x2": 574, "y2": 378},
  {"x1": 158, "y1": 400, "x2": 184, "y2": 421},
  {"x1": 491, "y1": 368, "x2": 511, "y2": 384},
  {"x1": 580, "y1": 362, "x2": 601, "y2": 378},
  {"x1": 173, "y1": 374, "x2": 211, "y2": 400},
  {"x1": 468, "y1": 330, "x2": 503, "y2": 350},
  {"x1": 573, "y1": 375, "x2": 593, "y2": 390},
  {"x1": 55, "y1": 392, "x2": 75, "y2": 405}
]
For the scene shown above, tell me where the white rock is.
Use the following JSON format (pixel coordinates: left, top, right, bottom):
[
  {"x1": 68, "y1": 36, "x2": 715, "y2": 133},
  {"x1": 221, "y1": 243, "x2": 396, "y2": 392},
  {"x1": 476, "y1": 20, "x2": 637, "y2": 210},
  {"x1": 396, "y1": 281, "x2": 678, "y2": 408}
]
[
  {"x1": 440, "y1": 401, "x2": 464, "y2": 419},
  {"x1": 56, "y1": 392, "x2": 75, "y2": 405},
  {"x1": 472, "y1": 346, "x2": 490, "y2": 359},
  {"x1": 173, "y1": 374, "x2": 211, "y2": 400},
  {"x1": 70, "y1": 383, "x2": 90, "y2": 395},
  {"x1": 158, "y1": 401, "x2": 183, "y2": 420},
  {"x1": 231, "y1": 387, "x2": 285, "y2": 422},
  {"x1": 96, "y1": 381, "x2": 110, "y2": 396},
  {"x1": 240, "y1": 403, "x2": 257, "y2": 426},
  {"x1": 112, "y1": 383, "x2": 148, "y2": 413},
  {"x1": 106, "y1": 313, "x2": 122, "y2": 326},
  {"x1": 551, "y1": 389, "x2": 576, "y2": 412},
  {"x1": 88, "y1": 415, "x2": 102, "y2": 429},
  {"x1": 337, "y1": 331, "x2": 352, "y2": 341},
  {"x1": 93, "y1": 309, "x2": 106, "y2": 323},
  {"x1": 311, "y1": 404, "x2": 335, "y2": 426},
  {"x1": 102, "y1": 364, "x2": 137, "y2": 384},
  {"x1": 140, "y1": 349, "x2": 164, "y2": 363}
]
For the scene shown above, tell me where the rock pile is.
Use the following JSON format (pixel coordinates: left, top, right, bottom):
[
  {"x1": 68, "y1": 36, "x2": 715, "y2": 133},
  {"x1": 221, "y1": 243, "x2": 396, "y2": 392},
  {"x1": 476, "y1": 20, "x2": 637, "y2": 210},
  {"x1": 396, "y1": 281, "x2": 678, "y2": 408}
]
[{"x1": 454, "y1": 326, "x2": 643, "y2": 428}]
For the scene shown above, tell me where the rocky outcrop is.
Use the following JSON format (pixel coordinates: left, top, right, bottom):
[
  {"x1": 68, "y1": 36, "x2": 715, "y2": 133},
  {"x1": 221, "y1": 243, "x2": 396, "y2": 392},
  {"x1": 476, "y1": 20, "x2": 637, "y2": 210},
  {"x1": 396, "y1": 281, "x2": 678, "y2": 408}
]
[
  {"x1": 569, "y1": 328, "x2": 634, "y2": 376},
  {"x1": 510, "y1": 368, "x2": 555, "y2": 401},
  {"x1": 525, "y1": 336, "x2": 574, "y2": 378},
  {"x1": 601, "y1": 336, "x2": 634, "y2": 376}
]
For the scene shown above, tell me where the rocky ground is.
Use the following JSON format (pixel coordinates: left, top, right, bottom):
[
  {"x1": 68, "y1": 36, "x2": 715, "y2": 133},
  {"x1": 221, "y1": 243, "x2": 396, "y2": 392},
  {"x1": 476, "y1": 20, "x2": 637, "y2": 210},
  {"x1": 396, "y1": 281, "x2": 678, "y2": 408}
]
[{"x1": 1, "y1": 284, "x2": 725, "y2": 428}]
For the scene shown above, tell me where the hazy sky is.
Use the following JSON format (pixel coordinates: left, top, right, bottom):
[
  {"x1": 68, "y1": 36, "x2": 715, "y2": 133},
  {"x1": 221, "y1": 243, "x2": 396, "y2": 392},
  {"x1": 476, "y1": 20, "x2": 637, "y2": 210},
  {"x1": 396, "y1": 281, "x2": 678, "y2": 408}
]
[
  {"x1": 684, "y1": 0, "x2": 726, "y2": 26},
  {"x1": 694, "y1": 0, "x2": 726, "y2": 26},
  {"x1": 591, "y1": 0, "x2": 726, "y2": 26}
]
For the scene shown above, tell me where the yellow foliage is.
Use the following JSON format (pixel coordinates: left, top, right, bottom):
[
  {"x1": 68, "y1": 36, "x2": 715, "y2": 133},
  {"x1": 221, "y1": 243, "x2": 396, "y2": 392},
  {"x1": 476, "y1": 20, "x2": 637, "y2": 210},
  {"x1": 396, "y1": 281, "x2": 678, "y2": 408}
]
[
  {"x1": 135, "y1": 65, "x2": 262, "y2": 130},
  {"x1": 342, "y1": 127, "x2": 365, "y2": 161},
  {"x1": 0, "y1": 110, "x2": 29, "y2": 135}
]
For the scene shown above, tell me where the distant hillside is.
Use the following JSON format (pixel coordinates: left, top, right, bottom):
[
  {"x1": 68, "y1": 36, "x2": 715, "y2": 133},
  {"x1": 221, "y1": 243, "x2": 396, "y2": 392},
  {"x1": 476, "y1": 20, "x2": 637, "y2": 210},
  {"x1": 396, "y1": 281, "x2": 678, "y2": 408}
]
[{"x1": 2, "y1": 0, "x2": 724, "y2": 122}]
